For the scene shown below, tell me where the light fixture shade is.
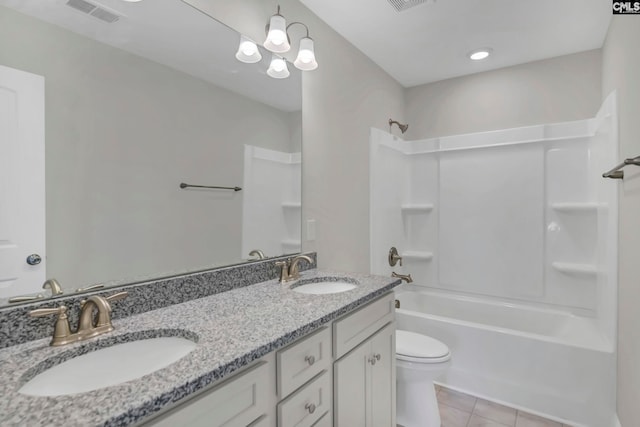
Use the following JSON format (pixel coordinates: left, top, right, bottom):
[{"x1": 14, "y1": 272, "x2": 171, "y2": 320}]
[
  {"x1": 267, "y1": 55, "x2": 290, "y2": 79},
  {"x1": 264, "y1": 14, "x2": 290, "y2": 53},
  {"x1": 293, "y1": 37, "x2": 318, "y2": 71},
  {"x1": 235, "y1": 35, "x2": 262, "y2": 64}
]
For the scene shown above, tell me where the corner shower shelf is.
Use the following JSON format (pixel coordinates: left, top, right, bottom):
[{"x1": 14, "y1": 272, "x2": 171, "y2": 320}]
[
  {"x1": 552, "y1": 262, "x2": 597, "y2": 276},
  {"x1": 400, "y1": 204, "x2": 434, "y2": 213},
  {"x1": 551, "y1": 202, "x2": 602, "y2": 213},
  {"x1": 401, "y1": 251, "x2": 434, "y2": 261}
]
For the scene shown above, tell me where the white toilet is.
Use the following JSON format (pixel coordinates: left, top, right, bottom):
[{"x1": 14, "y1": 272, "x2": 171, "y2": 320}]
[{"x1": 396, "y1": 330, "x2": 452, "y2": 427}]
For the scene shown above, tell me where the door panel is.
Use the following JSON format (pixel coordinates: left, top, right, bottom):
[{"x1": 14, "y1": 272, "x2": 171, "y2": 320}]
[{"x1": 0, "y1": 65, "x2": 45, "y2": 298}]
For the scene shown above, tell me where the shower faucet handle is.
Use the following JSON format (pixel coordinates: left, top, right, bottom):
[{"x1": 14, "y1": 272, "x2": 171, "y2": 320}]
[{"x1": 388, "y1": 247, "x2": 403, "y2": 267}]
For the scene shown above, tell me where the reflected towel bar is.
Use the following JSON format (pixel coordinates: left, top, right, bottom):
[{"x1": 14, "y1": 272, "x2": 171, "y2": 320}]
[
  {"x1": 602, "y1": 155, "x2": 640, "y2": 180},
  {"x1": 179, "y1": 183, "x2": 242, "y2": 191}
]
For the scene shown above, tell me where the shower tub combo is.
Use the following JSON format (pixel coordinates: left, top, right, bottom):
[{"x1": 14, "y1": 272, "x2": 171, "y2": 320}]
[{"x1": 371, "y1": 94, "x2": 618, "y2": 427}]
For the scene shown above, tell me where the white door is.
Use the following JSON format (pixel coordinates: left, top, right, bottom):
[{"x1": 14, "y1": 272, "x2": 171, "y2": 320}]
[{"x1": 0, "y1": 65, "x2": 45, "y2": 298}]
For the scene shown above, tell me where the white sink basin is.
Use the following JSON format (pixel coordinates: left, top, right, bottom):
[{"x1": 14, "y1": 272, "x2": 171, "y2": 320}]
[
  {"x1": 292, "y1": 277, "x2": 358, "y2": 295},
  {"x1": 19, "y1": 336, "x2": 197, "y2": 396}
]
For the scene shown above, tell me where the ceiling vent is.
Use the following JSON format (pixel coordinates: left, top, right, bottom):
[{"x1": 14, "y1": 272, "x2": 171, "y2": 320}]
[
  {"x1": 66, "y1": 0, "x2": 122, "y2": 23},
  {"x1": 387, "y1": 0, "x2": 435, "y2": 13}
]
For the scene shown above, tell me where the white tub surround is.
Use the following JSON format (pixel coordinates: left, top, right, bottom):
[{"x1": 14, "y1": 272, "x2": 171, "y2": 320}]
[
  {"x1": 371, "y1": 93, "x2": 618, "y2": 427},
  {"x1": 0, "y1": 269, "x2": 400, "y2": 426}
]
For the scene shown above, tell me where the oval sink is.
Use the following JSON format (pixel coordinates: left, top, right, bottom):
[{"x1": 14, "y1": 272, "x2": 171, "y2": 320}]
[
  {"x1": 292, "y1": 277, "x2": 358, "y2": 295},
  {"x1": 19, "y1": 336, "x2": 197, "y2": 396}
]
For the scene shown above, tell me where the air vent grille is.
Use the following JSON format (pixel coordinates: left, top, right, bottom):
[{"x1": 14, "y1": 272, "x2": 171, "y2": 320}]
[
  {"x1": 387, "y1": 0, "x2": 435, "y2": 12},
  {"x1": 66, "y1": 0, "x2": 121, "y2": 23}
]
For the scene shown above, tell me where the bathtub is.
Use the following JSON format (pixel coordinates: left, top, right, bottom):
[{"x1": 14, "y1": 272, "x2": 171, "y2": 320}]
[{"x1": 395, "y1": 286, "x2": 616, "y2": 427}]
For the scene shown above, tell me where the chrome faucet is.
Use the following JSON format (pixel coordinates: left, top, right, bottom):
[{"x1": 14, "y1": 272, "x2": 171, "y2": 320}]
[
  {"x1": 29, "y1": 291, "x2": 128, "y2": 346},
  {"x1": 276, "y1": 255, "x2": 314, "y2": 283}
]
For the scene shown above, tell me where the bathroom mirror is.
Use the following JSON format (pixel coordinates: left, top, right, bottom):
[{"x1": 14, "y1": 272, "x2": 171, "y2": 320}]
[{"x1": 0, "y1": 0, "x2": 302, "y2": 305}]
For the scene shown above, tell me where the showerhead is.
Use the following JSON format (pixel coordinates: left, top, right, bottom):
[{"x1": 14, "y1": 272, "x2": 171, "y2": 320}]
[{"x1": 389, "y1": 119, "x2": 409, "y2": 134}]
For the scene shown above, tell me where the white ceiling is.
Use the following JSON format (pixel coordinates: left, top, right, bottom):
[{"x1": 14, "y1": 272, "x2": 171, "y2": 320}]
[
  {"x1": 301, "y1": 0, "x2": 612, "y2": 87},
  {"x1": 0, "y1": 0, "x2": 302, "y2": 112}
]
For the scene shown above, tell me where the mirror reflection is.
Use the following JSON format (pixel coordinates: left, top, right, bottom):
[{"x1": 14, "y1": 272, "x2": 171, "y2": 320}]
[{"x1": 0, "y1": 0, "x2": 302, "y2": 305}]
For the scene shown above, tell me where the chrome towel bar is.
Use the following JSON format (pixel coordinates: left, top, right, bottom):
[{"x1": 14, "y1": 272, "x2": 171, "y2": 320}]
[
  {"x1": 602, "y1": 155, "x2": 640, "y2": 180},
  {"x1": 179, "y1": 182, "x2": 242, "y2": 191}
]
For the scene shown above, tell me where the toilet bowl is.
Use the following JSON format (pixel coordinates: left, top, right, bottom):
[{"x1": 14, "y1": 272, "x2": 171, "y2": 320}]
[{"x1": 396, "y1": 330, "x2": 451, "y2": 427}]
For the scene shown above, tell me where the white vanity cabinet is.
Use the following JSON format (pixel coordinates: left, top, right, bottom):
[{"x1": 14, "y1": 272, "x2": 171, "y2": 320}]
[
  {"x1": 141, "y1": 292, "x2": 395, "y2": 427},
  {"x1": 333, "y1": 294, "x2": 396, "y2": 427},
  {"x1": 145, "y1": 359, "x2": 274, "y2": 427}
]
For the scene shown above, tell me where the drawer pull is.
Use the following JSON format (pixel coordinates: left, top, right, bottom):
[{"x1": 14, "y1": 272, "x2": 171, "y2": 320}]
[
  {"x1": 305, "y1": 403, "x2": 316, "y2": 414},
  {"x1": 304, "y1": 355, "x2": 316, "y2": 366}
]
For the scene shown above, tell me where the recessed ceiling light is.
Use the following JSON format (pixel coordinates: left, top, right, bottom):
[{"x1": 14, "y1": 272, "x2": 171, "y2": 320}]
[{"x1": 469, "y1": 48, "x2": 492, "y2": 61}]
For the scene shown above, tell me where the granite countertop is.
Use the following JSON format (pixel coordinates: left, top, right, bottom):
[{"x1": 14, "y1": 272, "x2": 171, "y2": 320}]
[{"x1": 0, "y1": 269, "x2": 400, "y2": 427}]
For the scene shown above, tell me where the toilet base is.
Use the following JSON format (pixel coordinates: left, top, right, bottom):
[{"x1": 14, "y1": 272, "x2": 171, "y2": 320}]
[{"x1": 396, "y1": 379, "x2": 440, "y2": 427}]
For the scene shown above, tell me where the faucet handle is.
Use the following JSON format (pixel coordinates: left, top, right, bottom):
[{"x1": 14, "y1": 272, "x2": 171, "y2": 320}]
[
  {"x1": 105, "y1": 291, "x2": 129, "y2": 303},
  {"x1": 29, "y1": 305, "x2": 72, "y2": 345},
  {"x1": 29, "y1": 305, "x2": 67, "y2": 318}
]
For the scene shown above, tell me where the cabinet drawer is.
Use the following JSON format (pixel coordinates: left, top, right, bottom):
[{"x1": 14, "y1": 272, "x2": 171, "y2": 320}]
[
  {"x1": 147, "y1": 361, "x2": 270, "y2": 427},
  {"x1": 277, "y1": 327, "x2": 331, "y2": 398},
  {"x1": 277, "y1": 371, "x2": 331, "y2": 427},
  {"x1": 333, "y1": 292, "x2": 394, "y2": 359}
]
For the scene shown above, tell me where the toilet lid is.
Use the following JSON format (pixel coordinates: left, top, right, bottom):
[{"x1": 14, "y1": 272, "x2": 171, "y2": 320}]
[{"x1": 396, "y1": 330, "x2": 450, "y2": 361}]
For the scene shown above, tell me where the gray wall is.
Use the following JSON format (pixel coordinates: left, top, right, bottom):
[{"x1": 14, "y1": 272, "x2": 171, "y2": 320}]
[
  {"x1": 602, "y1": 17, "x2": 640, "y2": 427},
  {"x1": 0, "y1": 5, "x2": 296, "y2": 289},
  {"x1": 404, "y1": 50, "x2": 602, "y2": 139},
  {"x1": 187, "y1": 0, "x2": 406, "y2": 272}
]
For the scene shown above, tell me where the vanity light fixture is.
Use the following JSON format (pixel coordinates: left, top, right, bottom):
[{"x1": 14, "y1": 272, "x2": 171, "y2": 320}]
[
  {"x1": 264, "y1": 6, "x2": 290, "y2": 53},
  {"x1": 267, "y1": 54, "x2": 290, "y2": 79},
  {"x1": 469, "y1": 48, "x2": 492, "y2": 61},
  {"x1": 235, "y1": 4, "x2": 318, "y2": 78},
  {"x1": 235, "y1": 35, "x2": 262, "y2": 64}
]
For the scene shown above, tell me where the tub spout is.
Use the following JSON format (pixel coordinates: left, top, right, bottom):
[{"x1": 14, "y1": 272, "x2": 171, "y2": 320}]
[{"x1": 392, "y1": 272, "x2": 413, "y2": 283}]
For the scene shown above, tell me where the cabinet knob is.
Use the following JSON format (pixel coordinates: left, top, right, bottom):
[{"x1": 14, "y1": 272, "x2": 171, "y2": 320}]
[
  {"x1": 304, "y1": 355, "x2": 315, "y2": 366},
  {"x1": 305, "y1": 402, "x2": 316, "y2": 414},
  {"x1": 369, "y1": 357, "x2": 376, "y2": 366},
  {"x1": 374, "y1": 353, "x2": 381, "y2": 361}
]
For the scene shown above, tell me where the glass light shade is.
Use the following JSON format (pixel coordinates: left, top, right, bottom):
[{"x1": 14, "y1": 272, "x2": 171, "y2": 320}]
[
  {"x1": 264, "y1": 14, "x2": 290, "y2": 53},
  {"x1": 267, "y1": 55, "x2": 290, "y2": 79},
  {"x1": 293, "y1": 37, "x2": 318, "y2": 71},
  {"x1": 235, "y1": 36, "x2": 262, "y2": 64}
]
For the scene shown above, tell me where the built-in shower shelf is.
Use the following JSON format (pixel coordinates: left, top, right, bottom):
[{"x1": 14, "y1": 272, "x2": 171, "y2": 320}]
[
  {"x1": 552, "y1": 262, "x2": 597, "y2": 276},
  {"x1": 551, "y1": 202, "x2": 602, "y2": 213},
  {"x1": 282, "y1": 202, "x2": 302, "y2": 209},
  {"x1": 401, "y1": 251, "x2": 434, "y2": 261},
  {"x1": 400, "y1": 204, "x2": 434, "y2": 213}
]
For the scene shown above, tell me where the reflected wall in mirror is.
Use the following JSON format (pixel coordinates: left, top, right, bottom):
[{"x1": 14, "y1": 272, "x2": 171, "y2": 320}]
[{"x1": 0, "y1": 0, "x2": 302, "y2": 304}]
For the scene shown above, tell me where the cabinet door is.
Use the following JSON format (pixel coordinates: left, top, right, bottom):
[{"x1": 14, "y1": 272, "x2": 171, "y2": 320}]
[
  {"x1": 146, "y1": 361, "x2": 270, "y2": 427},
  {"x1": 369, "y1": 323, "x2": 396, "y2": 427},
  {"x1": 334, "y1": 339, "x2": 370, "y2": 427}
]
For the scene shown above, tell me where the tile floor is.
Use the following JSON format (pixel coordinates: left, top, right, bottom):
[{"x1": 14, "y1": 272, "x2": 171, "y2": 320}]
[{"x1": 434, "y1": 385, "x2": 574, "y2": 427}]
